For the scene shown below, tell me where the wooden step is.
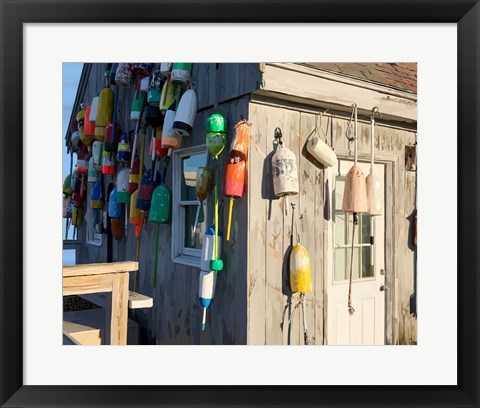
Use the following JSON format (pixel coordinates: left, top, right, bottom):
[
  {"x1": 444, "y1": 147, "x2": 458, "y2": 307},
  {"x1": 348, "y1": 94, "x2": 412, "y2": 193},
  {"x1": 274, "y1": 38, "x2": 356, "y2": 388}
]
[
  {"x1": 80, "y1": 291, "x2": 153, "y2": 310},
  {"x1": 63, "y1": 308, "x2": 140, "y2": 345},
  {"x1": 63, "y1": 312, "x2": 102, "y2": 345}
]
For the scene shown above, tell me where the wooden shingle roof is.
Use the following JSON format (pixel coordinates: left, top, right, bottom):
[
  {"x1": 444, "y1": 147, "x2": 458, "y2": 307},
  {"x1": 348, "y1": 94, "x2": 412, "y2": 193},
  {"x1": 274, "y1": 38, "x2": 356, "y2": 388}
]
[{"x1": 302, "y1": 63, "x2": 417, "y2": 94}]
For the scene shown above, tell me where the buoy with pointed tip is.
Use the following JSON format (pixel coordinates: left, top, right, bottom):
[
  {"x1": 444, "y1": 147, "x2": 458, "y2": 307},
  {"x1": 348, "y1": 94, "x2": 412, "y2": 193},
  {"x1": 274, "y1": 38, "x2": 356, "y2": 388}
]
[
  {"x1": 224, "y1": 120, "x2": 250, "y2": 241},
  {"x1": 108, "y1": 187, "x2": 122, "y2": 218},
  {"x1": 199, "y1": 225, "x2": 222, "y2": 330},
  {"x1": 173, "y1": 89, "x2": 197, "y2": 137},
  {"x1": 199, "y1": 270, "x2": 217, "y2": 331},
  {"x1": 171, "y1": 63, "x2": 192, "y2": 87}
]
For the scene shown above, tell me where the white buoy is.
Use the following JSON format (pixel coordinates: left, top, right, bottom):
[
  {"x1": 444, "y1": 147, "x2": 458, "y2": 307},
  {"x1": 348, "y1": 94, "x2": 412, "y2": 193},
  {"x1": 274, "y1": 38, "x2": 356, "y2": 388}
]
[
  {"x1": 160, "y1": 63, "x2": 172, "y2": 77},
  {"x1": 200, "y1": 226, "x2": 222, "y2": 272},
  {"x1": 161, "y1": 109, "x2": 182, "y2": 149},
  {"x1": 139, "y1": 76, "x2": 150, "y2": 93},
  {"x1": 272, "y1": 134, "x2": 299, "y2": 197},
  {"x1": 92, "y1": 141, "x2": 103, "y2": 171},
  {"x1": 199, "y1": 225, "x2": 222, "y2": 331},
  {"x1": 173, "y1": 89, "x2": 197, "y2": 137},
  {"x1": 87, "y1": 158, "x2": 98, "y2": 183},
  {"x1": 89, "y1": 95, "x2": 99, "y2": 123},
  {"x1": 198, "y1": 270, "x2": 217, "y2": 331},
  {"x1": 366, "y1": 107, "x2": 383, "y2": 216},
  {"x1": 306, "y1": 134, "x2": 337, "y2": 168}
]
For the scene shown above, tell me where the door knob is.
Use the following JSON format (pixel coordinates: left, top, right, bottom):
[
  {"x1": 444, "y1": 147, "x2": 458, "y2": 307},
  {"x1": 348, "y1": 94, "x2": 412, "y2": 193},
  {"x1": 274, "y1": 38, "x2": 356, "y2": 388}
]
[{"x1": 380, "y1": 285, "x2": 388, "y2": 292}]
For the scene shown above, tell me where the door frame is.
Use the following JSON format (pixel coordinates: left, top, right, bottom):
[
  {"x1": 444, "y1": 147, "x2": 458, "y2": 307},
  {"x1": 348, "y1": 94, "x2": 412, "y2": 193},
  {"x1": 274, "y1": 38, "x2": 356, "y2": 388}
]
[{"x1": 324, "y1": 150, "x2": 397, "y2": 345}]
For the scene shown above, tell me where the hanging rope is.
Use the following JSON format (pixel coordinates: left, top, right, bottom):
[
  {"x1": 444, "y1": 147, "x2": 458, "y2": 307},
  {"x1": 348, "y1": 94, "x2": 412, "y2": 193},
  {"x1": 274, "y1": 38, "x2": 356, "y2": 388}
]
[{"x1": 348, "y1": 212, "x2": 358, "y2": 315}]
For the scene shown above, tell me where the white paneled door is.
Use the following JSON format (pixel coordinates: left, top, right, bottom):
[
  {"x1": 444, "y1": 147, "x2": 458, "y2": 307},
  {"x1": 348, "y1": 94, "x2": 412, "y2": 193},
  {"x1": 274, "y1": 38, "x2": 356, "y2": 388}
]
[{"x1": 327, "y1": 160, "x2": 386, "y2": 345}]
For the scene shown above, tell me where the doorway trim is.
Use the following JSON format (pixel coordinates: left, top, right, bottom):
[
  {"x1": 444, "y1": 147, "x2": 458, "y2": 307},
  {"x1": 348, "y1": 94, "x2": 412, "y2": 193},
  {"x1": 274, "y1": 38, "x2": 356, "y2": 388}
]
[{"x1": 324, "y1": 150, "x2": 397, "y2": 345}]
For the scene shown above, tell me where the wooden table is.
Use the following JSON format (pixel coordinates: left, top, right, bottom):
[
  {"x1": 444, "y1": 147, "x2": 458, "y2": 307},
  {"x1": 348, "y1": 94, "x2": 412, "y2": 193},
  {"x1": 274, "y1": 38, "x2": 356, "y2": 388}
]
[{"x1": 63, "y1": 262, "x2": 138, "y2": 345}]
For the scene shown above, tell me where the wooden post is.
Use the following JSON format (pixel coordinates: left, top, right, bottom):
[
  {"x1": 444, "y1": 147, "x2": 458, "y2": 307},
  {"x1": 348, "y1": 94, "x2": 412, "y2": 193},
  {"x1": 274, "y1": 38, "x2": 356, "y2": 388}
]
[{"x1": 110, "y1": 272, "x2": 129, "y2": 345}]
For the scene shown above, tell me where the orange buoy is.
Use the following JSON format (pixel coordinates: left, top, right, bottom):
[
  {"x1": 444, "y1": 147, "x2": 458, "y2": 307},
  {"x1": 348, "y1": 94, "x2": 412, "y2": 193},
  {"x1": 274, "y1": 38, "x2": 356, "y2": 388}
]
[{"x1": 224, "y1": 120, "x2": 251, "y2": 241}]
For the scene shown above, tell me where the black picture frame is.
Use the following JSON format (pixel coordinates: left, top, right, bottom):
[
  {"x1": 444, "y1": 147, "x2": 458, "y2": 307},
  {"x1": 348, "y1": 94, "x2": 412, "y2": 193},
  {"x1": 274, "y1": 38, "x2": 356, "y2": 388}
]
[{"x1": 1, "y1": 1, "x2": 478, "y2": 407}]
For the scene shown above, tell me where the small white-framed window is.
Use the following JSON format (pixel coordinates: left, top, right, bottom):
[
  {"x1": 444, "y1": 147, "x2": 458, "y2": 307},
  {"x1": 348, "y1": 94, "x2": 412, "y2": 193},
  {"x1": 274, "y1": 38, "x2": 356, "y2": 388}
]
[
  {"x1": 334, "y1": 175, "x2": 373, "y2": 282},
  {"x1": 171, "y1": 145, "x2": 209, "y2": 268}
]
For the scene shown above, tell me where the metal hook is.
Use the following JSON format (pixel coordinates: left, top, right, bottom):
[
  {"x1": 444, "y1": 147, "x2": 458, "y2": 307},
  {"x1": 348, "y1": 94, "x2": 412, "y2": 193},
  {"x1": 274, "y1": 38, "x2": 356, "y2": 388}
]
[
  {"x1": 371, "y1": 106, "x2": 380, "y2": 118},
  {"x1": 274, "y1": 127, "x2": 283, "y2": 147}
]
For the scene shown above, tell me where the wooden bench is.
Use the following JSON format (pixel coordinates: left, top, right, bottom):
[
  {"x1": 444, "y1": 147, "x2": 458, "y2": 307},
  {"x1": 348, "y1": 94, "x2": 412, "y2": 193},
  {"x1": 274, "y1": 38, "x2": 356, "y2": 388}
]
[{"x1": 63, "y1": 261, "x2": 138, "y2": 345}]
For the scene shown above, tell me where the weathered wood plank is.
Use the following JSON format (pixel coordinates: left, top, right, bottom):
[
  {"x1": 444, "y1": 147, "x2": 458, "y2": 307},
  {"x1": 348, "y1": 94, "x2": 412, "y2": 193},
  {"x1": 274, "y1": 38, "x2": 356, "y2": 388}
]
[
  {"x1": 299, "y1": 112, "x2": 321, "y2": 345},
  {"x1": 247, "y1": 102, "x2": 267, "y2": 345},
  {"x1": 63, "y1": 274, "x2": 113, "y2": 296},
  {"x1": 110, "y1": 272, "x2": 129, "y2": 345},
  {"x1": 63, "y1": 261, "x2": 138, "y2": 277},
  {"x1": 260, "y1": 64, "x2": 417, "y2": 123}
]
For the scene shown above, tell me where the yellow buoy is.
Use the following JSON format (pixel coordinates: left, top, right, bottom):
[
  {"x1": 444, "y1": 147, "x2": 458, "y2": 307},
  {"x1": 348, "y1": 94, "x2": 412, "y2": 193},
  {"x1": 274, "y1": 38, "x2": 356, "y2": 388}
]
[
  {"x1": 289, "y1": 244, "x2": 312, "y2": 293},
  {"x1": 94, "y1": 87, "x2": 114, "y2": 142}
]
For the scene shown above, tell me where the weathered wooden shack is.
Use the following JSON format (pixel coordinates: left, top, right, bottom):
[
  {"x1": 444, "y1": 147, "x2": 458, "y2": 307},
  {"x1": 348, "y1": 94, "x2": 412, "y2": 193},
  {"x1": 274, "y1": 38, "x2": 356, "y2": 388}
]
[{"x1": 65, "y1": 63, "x2": 417, "y2": 345}]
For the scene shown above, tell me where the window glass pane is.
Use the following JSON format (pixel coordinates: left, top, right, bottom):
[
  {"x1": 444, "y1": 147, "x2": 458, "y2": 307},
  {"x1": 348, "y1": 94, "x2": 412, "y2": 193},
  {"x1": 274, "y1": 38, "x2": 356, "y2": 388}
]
[
  {"x1": 334, "y1": 248, "x2": 347, "y2": 281},
  {"x1": 335, "y1": 177, "x2": 345, "y2": 211},
  {"x1": 361, "y1": 214, "x2": 371, "y2": 244},
  {"x1": 362, "y1": 246, "x2": 373, "y2": 278},
  {"x1": 351, "y1": 247, "x2": 361, "y2": 279},
  {"x1": 184, "y1": 202, "x2": 207, "y2": 249},
  {"x1": 347, "y1": 213, "x2": 361, "y2": 245},
  {"x1": 335, "y1": 212, "x2": 346, "y2": 245},
  {"x1": 181, "y1": 151, "x2": 208, "y2": 201}
]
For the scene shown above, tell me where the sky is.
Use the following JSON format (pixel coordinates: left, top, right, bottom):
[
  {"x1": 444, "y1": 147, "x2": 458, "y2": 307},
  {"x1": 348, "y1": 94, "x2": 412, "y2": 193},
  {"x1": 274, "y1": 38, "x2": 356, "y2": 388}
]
[
  {"x1": 62, "y1": 63, "x2": 83, "y2": 255},
  {"x1": 62, "y1": 63, "x2": 83, "y2": 180}
]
